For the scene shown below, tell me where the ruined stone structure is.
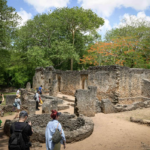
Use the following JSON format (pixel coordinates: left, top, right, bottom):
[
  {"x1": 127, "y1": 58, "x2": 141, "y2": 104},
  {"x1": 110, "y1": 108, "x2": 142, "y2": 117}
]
[
  {"x1": 33, "y1": 66, "x2": 150, "y2": 104},
  {"x1": 26, "y1": 82, "x2": 31, "y2": 91},
  {"x1": 4, "y1": 113, "x2": 94, "y2": 143},
  {"x1": 74, "y1": 86, "x2": 97, "y2": 117}
]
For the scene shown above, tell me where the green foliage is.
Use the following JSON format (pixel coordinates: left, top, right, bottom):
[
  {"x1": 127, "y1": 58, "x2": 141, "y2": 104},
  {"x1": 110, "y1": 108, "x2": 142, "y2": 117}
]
[{"x1": 104, "y1": 16, "x2": 150, "y2": 68}]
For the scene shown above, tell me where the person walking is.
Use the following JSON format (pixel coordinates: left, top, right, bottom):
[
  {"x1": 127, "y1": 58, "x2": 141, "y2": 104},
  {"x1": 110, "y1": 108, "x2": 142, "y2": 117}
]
[
  {"x1": 45, "y1": 110, "x2": 66, "y2": 150},
  {"x1": 9, "y1": 111, "x2": 33, "y2": 150},
  {"x1": 35, "y1": 91, "x2": 40, "y2": 110},
  {"x1": 13, "y1": 95, "x2": 21, "y2": 119},
  {"x1": 38, "y1": 85, "x2": 42, "y2": 95}
]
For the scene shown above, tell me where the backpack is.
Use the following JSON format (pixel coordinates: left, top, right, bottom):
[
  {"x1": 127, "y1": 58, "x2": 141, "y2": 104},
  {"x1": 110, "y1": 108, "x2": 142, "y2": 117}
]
[
  {"x1": 34, "y1": 94, "x2": 36, "y2": 101},
  {"x1": 13, "y1": 102, "x2": 17, "y2": 107},
  {"x1": 9, "y1": 123, "x2": 27, "y2": 150},
  {"x1": 52, "y1": 123, "x2": 62, "y2": 144}
]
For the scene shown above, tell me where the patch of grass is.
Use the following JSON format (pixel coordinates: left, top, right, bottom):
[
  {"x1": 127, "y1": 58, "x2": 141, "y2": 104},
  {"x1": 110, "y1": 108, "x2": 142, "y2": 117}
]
[
  {"x1": 4, "y1": 92, "x2": 16, "y2": 95},
  {"x1": 4, "y1": 112, "x2": 15, "y2": 117},
  {"x1": 0, "y1": 92, "x2": 16, "y2": 106}
]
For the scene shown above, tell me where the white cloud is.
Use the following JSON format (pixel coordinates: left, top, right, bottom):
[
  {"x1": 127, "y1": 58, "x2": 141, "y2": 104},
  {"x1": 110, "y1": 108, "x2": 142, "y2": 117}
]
[
  {"x1": 78, "y1": 0, "x2": 150, "y2": 17},
  {"x1": 99, "y1": 18, "x2": 112, "y2": 39},
  {"x1": 24, "y1": 0, "x2": 70, "y2": 13},
  {"x1": 117, "y1": 11, "x2": 150, "y2": 28},
  {"x1": 18, "y1": 8, "x2": 32, "y2": 26}
]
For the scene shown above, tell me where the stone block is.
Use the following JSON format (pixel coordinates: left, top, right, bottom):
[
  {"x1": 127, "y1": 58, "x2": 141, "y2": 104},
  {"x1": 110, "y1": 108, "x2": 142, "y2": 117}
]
[
  {"x1": 50, "y1": 100, "x2": 58, "y2": 111},
  {"x1": 74, "y1": 86, "x2": 97, "y2": 117},
  {"x1": 5, "y1": 95, "x2": 16, "y2": 105},
  {"x1": 26, "y1": 82, "x2": 31, "y2": 91},
  {"x1": 42, "y1": 102, "x2": 50, "y2": 113},
  {"x1": 28, "y1": 100, "x2": 36, "y2": 115},
  {"x1": 95, "y1": 99, "x2": 101, "y2": 113},
  {"x1": 21, "y1": 89, "x2": 28, "y2": 105},
  {"x1": 101, "y1": 99, "x2": 118, "y2": 114}
]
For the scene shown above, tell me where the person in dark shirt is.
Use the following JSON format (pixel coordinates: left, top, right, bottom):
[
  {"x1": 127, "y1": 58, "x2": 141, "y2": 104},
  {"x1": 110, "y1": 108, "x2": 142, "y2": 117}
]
[{"x1": 10, "y1": 111, "x2": 33, "y2": 150}]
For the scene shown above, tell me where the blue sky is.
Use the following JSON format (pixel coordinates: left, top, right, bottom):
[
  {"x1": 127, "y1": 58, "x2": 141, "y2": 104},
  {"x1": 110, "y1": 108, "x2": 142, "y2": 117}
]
[{"x1": 7, "y1": 0, "x2": 150, "y2": 39}]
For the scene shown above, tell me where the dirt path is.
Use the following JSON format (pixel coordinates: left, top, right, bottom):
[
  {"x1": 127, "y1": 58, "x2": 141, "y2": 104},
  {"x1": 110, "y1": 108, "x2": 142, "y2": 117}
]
[{"x1": 1, "y1": 107, "x2": 150, "y2": 150}]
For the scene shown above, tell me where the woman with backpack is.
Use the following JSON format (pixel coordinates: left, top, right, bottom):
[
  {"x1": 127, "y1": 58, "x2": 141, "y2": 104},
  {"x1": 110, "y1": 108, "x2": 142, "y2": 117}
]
[{"x1": 45, "y1": 110, "x2": 66, "y2": 150}]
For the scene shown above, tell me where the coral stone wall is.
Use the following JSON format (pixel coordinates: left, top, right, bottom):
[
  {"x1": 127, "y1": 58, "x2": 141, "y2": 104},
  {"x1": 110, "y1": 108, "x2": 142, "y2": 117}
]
[
  {"x1": 87, "y1": 66, "x2": 117, "y2": 102},
  {"x1": 142, "y1": 79, "x2": 150, "y2": 98},
  {"x1": 118, "y1": 68, "x2": 150, "y2": 104},
  {"x1": 33, "y1": 65, "x2": 150, "y2": 104}
]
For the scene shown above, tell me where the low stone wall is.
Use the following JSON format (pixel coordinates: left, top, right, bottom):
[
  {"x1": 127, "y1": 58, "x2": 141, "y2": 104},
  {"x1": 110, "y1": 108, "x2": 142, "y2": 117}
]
[
  {"x1": 118, "y1": 96, "x2": 150, "y2": 104},
  {"x1": 6, "y1": 95, "x2": 16, "y2": 105},
  {"x1": 100, "y1": 99, "x2": 150, "y2": 113},
  {"x1": 115, "y1": 100, "x2": 150, "y2": 112},
  {"x1": 41, "y1": 95, "x2": 63, "y2": 104},
  {"x1": 2, "y1": 105, "x2": 28, "y2": 113},
  {"x1": 4, "y1": 113, "x2": 94, "y2": 143}
]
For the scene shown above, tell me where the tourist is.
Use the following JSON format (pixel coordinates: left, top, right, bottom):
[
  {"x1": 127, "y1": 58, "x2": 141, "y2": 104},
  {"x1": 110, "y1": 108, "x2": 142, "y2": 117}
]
[
  {"x1": 13, "y1": 95, "x2": 21, "y2": 119},
  {"x1": 35, "y1": 91, "x2": 40, "y2": 110},
  {"x1": 38, "y1": 85, "x2": 42, "y2": 95},
  {"x1": 9, "y1": 111, "x2": 33, "y2": 150},
  {"x1": 16, "y1": 88, "x2": 20, "y2": 97},
  {"x1": 45, "y1": 110, "x2": 66, "y2": 150}
]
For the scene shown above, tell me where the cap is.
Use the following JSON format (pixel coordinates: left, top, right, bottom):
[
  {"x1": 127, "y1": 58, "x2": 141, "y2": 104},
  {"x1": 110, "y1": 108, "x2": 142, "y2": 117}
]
[
  {"x1": 19, "y1": 111, "x2": 28, "y2": 118},
  {"x1": 57, "y1": 112, "x2": 61, "y2": 116}
]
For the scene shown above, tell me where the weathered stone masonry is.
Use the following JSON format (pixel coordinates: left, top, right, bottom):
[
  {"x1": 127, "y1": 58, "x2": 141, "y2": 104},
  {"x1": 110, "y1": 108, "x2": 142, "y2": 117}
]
[{"x1": 33, "y1": 66, "x2": 150, "y2": 104}]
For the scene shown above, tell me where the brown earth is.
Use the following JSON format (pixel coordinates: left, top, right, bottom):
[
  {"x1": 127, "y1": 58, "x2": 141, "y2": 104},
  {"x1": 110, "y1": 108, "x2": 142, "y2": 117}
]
[{"x1": 1, "y1": 103, "x2": 150, "y2": 150}]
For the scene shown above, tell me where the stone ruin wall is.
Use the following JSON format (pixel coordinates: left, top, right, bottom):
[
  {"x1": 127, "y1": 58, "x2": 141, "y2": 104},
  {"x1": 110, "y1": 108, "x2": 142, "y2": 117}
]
[
  {"x1": 118, "y1": 67, "x2": 150, "y2": 104},
  {"x1": 33, "y1": 66, "x2": 118, "y2": 102},
  {"x1": 33, "y1": 65, "x2": 150, "y2": 104}
]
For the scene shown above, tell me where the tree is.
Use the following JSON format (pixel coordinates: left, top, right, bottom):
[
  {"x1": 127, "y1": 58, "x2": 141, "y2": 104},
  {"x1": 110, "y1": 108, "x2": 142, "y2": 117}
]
[
  {"x1": 52, "y1": 7, "x2": 104, "y2": 70},
  {"x1": 105, "y1": 15, "x2": 150, "y2": 68},
  {"x1": 0, "y1": 0, "x2": 21, "y2": 87},
  {"x1": 80, "y1": 36, "x2": 141, "y2": 68}
]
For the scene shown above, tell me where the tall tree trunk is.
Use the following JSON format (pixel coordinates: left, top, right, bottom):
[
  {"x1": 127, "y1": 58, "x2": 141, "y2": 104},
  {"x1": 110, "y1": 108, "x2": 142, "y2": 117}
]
[{"x1": 71, "y1": 30, "x2": 74, "y2": 70}]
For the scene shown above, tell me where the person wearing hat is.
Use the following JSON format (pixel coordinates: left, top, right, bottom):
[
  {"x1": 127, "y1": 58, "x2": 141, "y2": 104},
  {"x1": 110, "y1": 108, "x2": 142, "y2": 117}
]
[
  {"x1": 9, "y1": 111, "x2": 33, "y2": 150},
  {"x1": 13, "y1": 95, "x2": 21, "y2": 119},
  {"x1": 16, "y1": 88, "x2": 21, "y2": 97},
  {"x1": 45, "y1": 110, "x2": 66, "y2": 150}
]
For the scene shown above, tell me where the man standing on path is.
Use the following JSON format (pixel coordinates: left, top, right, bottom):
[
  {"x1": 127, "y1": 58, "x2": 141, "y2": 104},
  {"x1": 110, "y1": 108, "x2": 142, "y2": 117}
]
[
  {"x1": 36, "y1": 91, "x2": 40, "y2": 111},
  {"x1": 9, "y1": 111, "x2": 33, "y2": 150},
  {"x1": 38, "y1": 85, "x2": 42, "y2": 95}
]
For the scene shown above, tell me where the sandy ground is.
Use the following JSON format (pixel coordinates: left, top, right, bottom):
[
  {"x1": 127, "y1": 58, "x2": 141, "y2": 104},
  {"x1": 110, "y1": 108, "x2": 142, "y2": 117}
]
[{"x1": 1, "y1": 104, "x2": 150, "y2": 150}]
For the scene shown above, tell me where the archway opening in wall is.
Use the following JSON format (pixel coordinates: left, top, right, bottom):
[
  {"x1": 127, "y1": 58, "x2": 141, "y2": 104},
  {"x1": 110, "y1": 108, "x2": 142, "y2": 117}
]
[
  {"x1": 58, "y1": 76, "x2": 61, "y2": 92},
  {"x1": 81, "y1": 75, "x2": 88, "y2": 89},
  {"x1": 82, "y1": 79, "x2": 85, "y2": 89}
]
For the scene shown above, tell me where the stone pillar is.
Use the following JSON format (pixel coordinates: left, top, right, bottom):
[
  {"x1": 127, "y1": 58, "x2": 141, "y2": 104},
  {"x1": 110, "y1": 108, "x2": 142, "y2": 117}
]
[
  {"x1": 21, "y1": 89, "x2": 28, "y2": 105},
  {"x1": 50, "y1": 100, "x2": 58, "y2": 111},
  {"x1": 74, "y1": 86, "x2": 97, "y2": 117},
  {"x1": 28, "y1": 100, "x2": 36, "y2": 115},
  {"x1": 26, "y1": 82, "x2": 31, "y2": 91},
  {"x1": 49, "y1": 80, "x2": 58, "y2": 96}
]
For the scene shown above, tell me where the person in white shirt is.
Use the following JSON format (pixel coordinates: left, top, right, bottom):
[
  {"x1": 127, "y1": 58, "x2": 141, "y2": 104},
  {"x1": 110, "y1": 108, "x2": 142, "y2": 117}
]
[{"x1": 35, "y1": 91, "x2": 40, "y2": 111}]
